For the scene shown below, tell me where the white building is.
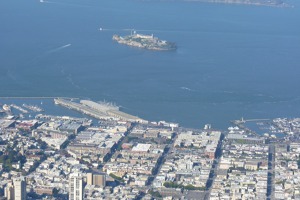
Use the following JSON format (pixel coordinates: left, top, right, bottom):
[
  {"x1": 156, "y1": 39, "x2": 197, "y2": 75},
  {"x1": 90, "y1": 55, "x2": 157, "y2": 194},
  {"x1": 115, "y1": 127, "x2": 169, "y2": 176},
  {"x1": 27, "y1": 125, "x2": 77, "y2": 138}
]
[
  {"x1": 69, "y1": 173, "x2": 84, "y2": 200},
  {"x1": 13, "y1": 177, "x2": 26, "y2": 200}
]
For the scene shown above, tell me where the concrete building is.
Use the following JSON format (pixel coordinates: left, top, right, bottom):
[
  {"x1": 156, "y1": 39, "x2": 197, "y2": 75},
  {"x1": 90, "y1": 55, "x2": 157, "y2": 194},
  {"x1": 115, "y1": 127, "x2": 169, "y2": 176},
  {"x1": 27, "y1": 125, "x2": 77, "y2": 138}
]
[
  {"x1": 4, "y1": 181, "x2": 14, "y2": 200},
  {"x1": 93, "y1": 173, "x2": 106, "y2": 188},
  {"x1": 86, "y1": 172, "x2": 106, "y2": 188},
  {"x1": 13, "y1": 177, "x2": 26, "y2": 200},
  {"x1": 87, "y1": 173, "x2": 93, "y2": 185},
  {"x1": 69, "y1": 173, "x2": 84, "y2": 200}
]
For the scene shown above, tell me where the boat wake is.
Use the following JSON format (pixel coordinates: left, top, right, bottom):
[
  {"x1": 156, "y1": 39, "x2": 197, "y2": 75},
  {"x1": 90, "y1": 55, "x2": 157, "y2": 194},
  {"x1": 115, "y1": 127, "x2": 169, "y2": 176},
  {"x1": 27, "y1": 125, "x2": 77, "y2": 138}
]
[
  {"x1": 47, "y1": 44, "x2": 71, "y2": 54},
  {"x1": 39, "y1": 0, "x2": 50, "y2": 3},
  {"x1": 180, "y1": 87, "x2": 193, "y2": 91},
  {"x1": 40, "y1": 0, "x2": 93, "y2": 8}
]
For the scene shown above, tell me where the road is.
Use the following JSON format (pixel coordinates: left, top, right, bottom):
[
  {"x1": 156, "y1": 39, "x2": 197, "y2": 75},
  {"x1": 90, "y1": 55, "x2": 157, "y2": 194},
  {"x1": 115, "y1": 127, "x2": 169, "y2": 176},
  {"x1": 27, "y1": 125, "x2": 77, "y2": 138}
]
[
  {"x1": 204, "y1": 158, "x2": 219, "y2": 200},
  {"x1": 267, "y1": 144, "x2": 275, "y2": 200},
  {"x1": 147, "y1": 133, "x2": 178, "y2": 189}
]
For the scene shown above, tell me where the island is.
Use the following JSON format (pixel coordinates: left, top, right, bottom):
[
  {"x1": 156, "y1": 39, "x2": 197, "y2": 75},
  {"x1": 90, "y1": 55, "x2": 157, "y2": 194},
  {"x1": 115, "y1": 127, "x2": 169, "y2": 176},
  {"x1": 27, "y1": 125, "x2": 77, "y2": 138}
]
[{"x1": 112, "y1": 32, "x2": 177, "y2": 51}]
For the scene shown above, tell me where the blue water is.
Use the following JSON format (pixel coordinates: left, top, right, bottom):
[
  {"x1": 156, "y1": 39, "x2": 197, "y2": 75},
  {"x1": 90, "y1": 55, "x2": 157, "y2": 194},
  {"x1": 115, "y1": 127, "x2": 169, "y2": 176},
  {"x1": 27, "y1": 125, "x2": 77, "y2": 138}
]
[{"x1": 1, "y1": 0, "x2": 300, "y2": 129}]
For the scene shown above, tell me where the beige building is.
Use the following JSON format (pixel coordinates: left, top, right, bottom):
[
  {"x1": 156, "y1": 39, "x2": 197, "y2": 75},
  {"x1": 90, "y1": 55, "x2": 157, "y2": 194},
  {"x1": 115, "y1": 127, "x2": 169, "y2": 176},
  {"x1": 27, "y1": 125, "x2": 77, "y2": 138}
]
[
  {"x1": 86, "y1": 172, "x2": 106, "y2": 188},
  {"x1": 87, "y1": 173, "x2": 93, "y2": 185},
  {"x1": 93, "y1": 174, "x2": 106, "y2": 187},
  {"x1": 4, "y1": 181, "x2": 14, "y2": 200}
]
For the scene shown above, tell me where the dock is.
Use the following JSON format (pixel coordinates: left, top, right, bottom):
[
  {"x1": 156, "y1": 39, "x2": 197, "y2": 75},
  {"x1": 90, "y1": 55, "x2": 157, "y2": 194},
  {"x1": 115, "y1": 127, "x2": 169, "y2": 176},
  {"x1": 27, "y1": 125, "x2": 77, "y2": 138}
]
[
  {"x1": 10, "y1": 104, "x2": 29, "y2": 114},
  {"x1": 54, "y1": 98, "x2": 147, "y2": 123}
]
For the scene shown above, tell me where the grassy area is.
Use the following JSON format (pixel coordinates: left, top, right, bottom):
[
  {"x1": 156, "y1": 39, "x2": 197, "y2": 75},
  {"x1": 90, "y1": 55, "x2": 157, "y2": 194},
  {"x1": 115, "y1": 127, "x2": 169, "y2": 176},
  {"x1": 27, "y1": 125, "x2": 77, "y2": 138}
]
[{"x1": 109, "y1": 173, "x2": 125, "y2": 183}]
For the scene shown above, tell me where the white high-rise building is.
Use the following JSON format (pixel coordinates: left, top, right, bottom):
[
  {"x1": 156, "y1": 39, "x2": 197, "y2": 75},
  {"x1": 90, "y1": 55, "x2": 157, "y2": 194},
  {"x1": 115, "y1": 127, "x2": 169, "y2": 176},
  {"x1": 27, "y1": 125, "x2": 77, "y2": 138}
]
[
  {"x1": 13, "y1": 177, "x2": 26, "y2": 200},
  {"x1": 69, "y1": 173, "x2": 84, "y2": 200}
]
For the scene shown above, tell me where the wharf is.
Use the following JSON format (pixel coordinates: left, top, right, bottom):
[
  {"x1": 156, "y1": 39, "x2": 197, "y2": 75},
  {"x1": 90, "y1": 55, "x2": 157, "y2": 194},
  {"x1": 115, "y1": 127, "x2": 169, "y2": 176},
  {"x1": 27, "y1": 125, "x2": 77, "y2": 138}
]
[{"x1": 54, "y1": 98, "x2": 147, "y2": 123}]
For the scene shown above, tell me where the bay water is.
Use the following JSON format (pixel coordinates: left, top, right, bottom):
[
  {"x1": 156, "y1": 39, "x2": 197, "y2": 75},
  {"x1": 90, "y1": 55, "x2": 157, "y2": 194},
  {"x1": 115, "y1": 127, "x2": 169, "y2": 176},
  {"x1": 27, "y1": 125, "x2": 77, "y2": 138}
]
[{"x1": 1, "y1": 0, "x2": 300, "y2": 128}]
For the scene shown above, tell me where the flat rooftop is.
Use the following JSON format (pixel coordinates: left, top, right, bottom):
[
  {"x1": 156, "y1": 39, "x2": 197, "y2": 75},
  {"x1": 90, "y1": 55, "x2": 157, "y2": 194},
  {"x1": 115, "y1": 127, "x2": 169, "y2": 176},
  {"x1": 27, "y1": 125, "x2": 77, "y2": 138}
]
[{"x1": 132, "y1": 143, "x2": 151, "y2": 152}]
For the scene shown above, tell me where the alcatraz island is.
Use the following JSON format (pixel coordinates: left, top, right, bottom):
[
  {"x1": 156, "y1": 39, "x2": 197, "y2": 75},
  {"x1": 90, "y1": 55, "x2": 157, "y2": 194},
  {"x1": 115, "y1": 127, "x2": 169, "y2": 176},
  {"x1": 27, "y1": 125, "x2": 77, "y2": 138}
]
[{"x1": 113, "y1": 31, "x2": 177, "y2": 51}]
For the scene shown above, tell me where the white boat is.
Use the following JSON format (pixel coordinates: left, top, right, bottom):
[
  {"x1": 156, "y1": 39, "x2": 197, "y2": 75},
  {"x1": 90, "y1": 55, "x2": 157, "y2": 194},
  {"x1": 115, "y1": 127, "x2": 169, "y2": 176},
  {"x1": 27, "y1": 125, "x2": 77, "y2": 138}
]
[{"x1": 3, "y1": 104, "x2": 11, "y2": 112}]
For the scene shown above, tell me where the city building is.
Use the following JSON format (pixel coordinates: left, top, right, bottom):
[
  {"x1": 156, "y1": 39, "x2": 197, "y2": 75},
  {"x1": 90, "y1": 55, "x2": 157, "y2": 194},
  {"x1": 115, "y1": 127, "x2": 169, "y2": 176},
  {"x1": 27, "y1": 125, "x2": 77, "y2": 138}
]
[
  {"x1": 93, "y1": 173, "x2": 106, "y2": 188},
  {"x1": 4, "y1": 181, "x2": 14, "y2": 200},
  {"x1": 69, "y1": 173, "x2": 84, "y2": 200},
  {"x1": 13, "y1": 177, "x2": 26, "y2": 200},
  {"x1": 86, "y1": 172, "x2": 106, "y2": 187},
  {"x1": 87, "y1": 173, "x2": 93, "y2": 185}
]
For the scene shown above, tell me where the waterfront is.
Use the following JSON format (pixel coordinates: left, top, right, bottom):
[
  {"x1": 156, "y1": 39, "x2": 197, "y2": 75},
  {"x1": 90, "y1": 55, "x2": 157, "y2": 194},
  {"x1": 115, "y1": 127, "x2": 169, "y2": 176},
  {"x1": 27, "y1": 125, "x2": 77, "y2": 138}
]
[
  {"x1": 1, "y1": 0, "x2": 300, "y2": 128},
  {"x1": 2, "y1": 97, "x2": 300, "y2": 199},
  {"x1": 0, "y1": 98, "x2": 87, "y2": 120}
]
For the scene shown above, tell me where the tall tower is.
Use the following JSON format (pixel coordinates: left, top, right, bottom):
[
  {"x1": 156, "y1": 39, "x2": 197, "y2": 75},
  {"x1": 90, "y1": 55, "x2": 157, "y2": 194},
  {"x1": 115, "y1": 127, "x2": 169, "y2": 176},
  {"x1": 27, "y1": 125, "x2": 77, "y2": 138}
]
[
  {"x1": 69, "y1": 173, "x2": 84, "y2": 200},
  {"x1": 13, "y1": 177, "x2": 26, "y2": 200}
]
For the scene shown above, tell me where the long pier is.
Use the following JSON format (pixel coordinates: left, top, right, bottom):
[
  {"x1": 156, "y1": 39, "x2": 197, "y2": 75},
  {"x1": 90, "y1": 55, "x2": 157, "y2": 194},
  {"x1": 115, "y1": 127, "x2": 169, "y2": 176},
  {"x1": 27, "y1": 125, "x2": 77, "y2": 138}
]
[
  {"x1": 54, "y1": 98, "x2": 113, "y2": 120},
  {"x1": 10, "y1": 104, "x2": 28, "y2": 114},
  {"x1": 54, "y1": 98, "x2": 147, "y2": 123}
]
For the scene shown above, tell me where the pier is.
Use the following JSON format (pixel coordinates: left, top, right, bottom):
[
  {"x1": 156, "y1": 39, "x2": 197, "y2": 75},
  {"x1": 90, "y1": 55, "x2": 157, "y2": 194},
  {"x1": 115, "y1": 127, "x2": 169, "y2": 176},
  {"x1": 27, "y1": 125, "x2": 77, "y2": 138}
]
[
  {"x1": 233, "y1": 118, "x2": 270, "y2": 124},
  {"x1": 10, "y1": 104, "x2": 29, "y2": 114},
  {"x1": 54, "y1": 98, "x2": 147, "y2": 123}
]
